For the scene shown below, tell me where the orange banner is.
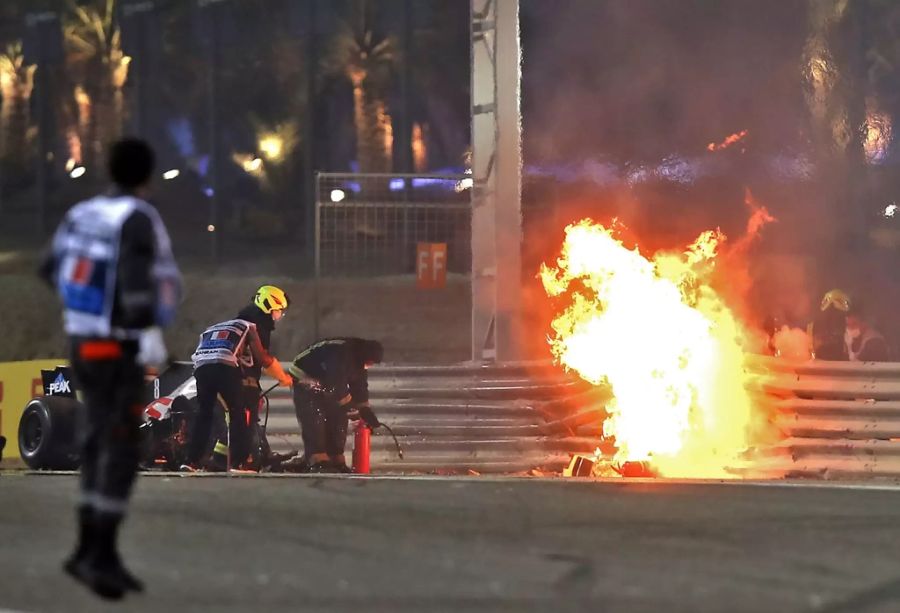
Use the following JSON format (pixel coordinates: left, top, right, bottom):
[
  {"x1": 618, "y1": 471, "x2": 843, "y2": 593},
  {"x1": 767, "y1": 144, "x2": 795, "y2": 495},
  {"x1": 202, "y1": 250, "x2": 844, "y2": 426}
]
[{"x1": 416, "y1": 243, "x2": 447, "y2": 289}]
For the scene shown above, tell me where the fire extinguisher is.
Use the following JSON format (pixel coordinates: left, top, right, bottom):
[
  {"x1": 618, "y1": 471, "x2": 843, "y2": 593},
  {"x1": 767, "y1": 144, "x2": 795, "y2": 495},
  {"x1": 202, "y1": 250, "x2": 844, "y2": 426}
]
[
  {"x1": 352, "y1": 421, "x2": 403, "y2": 474},
  {"x1": 352, "y1": 422, "x2": 371, "y2": 474}
]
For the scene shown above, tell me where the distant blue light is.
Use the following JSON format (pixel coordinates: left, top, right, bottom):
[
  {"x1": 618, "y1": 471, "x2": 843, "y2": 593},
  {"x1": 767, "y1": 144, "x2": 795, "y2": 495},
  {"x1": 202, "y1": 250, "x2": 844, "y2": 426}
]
[
  {"x1": 196, "y1": 155, "x2": 210, "y2": 178},
  {"x1": 389, "y1": 178, "x2": 406, "y2": 191},
  {"x1": 411, "y1": 177, "x2": 457, "y2": 189},
  {"x1": 204, "y1": 187, "x2": 214, "y2": 198},
  {"x1": 167, "y1": 117, "x2": 196, "y2": 159}
]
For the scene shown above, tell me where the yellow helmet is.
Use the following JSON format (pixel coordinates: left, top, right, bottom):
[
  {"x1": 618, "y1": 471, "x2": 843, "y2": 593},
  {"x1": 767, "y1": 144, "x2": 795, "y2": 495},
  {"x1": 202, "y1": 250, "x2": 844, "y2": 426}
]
[
  {"x1": 820, "y1": 289, "x2": 850, "y2": 312},
  {"x1": 254, "y1": 285, "x2": 290, "y2": 314}
]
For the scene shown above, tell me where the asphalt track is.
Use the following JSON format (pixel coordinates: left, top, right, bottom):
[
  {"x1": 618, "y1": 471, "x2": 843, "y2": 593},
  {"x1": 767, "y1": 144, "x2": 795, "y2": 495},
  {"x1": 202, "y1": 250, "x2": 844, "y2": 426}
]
[{"x1": 3, "y1": 474, "x2": 900, "y2": 612}]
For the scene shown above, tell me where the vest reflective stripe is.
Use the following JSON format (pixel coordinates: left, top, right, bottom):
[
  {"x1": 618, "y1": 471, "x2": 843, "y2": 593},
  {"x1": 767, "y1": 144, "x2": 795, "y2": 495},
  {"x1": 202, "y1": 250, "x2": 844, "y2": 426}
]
[
  {"x1": 293, "y1": 339, "x2": 346, "y2": 363},
  {"x1": 191, "y1": 319, "x2": 256, "y2": 369},
  {"x1": 290, "y1": 338, "x2": 348, "y2": 376},
  {"x1": 52, "y1": 195, "x2": 182, "y2": 338}
]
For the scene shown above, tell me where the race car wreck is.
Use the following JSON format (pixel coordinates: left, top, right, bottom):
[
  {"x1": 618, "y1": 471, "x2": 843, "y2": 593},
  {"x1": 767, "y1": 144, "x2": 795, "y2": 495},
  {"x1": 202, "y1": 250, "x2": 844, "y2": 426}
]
[{"x1": 16, "y1": 363, "x2": 277, "y2": 471}]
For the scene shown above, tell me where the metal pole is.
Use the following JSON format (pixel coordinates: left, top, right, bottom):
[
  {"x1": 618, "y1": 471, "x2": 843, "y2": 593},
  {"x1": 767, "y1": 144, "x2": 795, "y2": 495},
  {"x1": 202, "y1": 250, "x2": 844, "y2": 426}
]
[
  {"x1": 131, "y1": 3, "x2": 154, "y2": 140},
  {"x1": 470, "y1": 0, "x2": 497, "y2": 361},
  {"x1": 304, "y1": 0, "x2": 318, "y2": 272},
  {"x1": 398, "y1": 0, "x2": 414, "y2": 173},
  {"x1": 25, "y1": 13, "x2": 55, "y2": 236},
  {"x1": 206, "y1": 0, "x2": 220, "y2": 264},
  {"x1": 34, "y1": 28, "x2": 51, "y2": 237},
  {"x1": 313, "y1": 172, "x2": 321, "y2": 340},
  {"x1": 470, "y1": 0, "x2": 522, "y2": 362},
  {"x1": 124, "y1": 2, "x2": 155, "y2": 139},
  {"x1": 493, "y1": 0, "x2": 523, "y2": 361}
]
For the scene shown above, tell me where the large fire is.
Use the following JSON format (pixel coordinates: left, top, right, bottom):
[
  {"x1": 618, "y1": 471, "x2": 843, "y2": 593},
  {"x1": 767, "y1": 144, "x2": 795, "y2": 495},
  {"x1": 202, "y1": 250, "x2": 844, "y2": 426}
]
[{"x1": 541, "y1": 219, "x2": 766, "y2": 478}]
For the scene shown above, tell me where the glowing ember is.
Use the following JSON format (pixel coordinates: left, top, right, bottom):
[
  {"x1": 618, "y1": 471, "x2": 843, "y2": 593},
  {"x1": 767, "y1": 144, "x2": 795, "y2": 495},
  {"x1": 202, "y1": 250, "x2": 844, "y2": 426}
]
[
  {"x1": 707, "y1": 129, "x2": 748, "y2": 152},
  {"x1": 541, "y1": 220, "x2": 759, "y2": 478}
]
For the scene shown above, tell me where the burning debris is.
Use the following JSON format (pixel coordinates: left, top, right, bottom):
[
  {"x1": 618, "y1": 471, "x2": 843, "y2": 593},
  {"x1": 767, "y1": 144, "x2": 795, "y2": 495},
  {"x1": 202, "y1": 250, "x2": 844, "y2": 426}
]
[
  {"x1": 542, "y1": 217, "x2": 772, "y2": 479},
  {"x1": 564, "y1": 451, "x2": 658, "y2": 478},
  {"x1": 707, "y1": 129, "x2": 749, "y2": 152}
]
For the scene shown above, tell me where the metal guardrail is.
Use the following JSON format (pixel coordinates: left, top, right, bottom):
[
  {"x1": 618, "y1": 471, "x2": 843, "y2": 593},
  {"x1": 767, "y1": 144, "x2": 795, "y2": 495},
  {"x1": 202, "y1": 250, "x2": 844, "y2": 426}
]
[
  {"x1": 336, "y1": 356, "x2": 900, "y2": 479},
  {"x1": 262, "y1": 362, "x2": 603, "y2": 474},
  {"x1": 749, "y1": 356, "x2": 900, "y2": 479}
]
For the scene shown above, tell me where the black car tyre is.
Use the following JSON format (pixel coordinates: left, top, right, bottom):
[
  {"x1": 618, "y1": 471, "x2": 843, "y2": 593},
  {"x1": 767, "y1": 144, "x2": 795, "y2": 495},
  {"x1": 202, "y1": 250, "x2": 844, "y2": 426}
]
[{"x1": 18, "y1": 396, "x2": 81, "y2": 470}]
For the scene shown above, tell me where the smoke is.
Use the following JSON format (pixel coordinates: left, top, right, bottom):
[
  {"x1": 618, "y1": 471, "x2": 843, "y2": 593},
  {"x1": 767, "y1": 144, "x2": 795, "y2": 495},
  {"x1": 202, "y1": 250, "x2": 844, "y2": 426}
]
[
  {"x1": 772, "y1": 326, "x2": 812, "y2": 360},
  {"x1": 522, "y1": 0, "x2": 809, "y2": 165},
  {"x1": 520, "y1": 0, "x2": 900, "y2": 355}
]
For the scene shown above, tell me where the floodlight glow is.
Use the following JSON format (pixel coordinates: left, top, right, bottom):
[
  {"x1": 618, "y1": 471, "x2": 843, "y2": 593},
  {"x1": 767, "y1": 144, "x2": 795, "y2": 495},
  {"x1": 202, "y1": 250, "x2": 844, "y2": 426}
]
[
  {"x1": 163, "y1": 169, "x2": 180, "y2": 180},
  {"x1": 455, "y1": 177, "x2": 474, "y2": 192},
  {"x1": 259, "y1": 135, "x2": 284, "y2": 161},
  {"x1": 330, "y1": 189, "x2": 346, "y2": 203},
  {"x1": 242, "y1": 157, "x2": 263, "y2": 173}
]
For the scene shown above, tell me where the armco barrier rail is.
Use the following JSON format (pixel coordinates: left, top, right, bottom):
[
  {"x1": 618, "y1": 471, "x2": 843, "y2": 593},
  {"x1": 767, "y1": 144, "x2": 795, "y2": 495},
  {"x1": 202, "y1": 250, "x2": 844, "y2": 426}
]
[
  {"x1": 263, "y1": 362, "x2": 607, "y2": 474},
  {"x1": 314, "y1": 357, "x2": 900, "y2": 478},
  {"x1": 748, "y1": 356, "x2": 900, "y2": 479},
  {"x1": 12, "y1": 356, "x2": 900, "y2": 478}
]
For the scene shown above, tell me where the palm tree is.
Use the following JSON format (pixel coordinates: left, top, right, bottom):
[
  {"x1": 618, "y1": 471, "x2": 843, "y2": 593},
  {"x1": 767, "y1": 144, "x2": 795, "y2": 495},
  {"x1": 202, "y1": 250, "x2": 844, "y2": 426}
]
[
  {"x1": 0, "y1": 42, "x2": 36, "y2": 174},
  {"x1": 802, "y1": 0, "x2": 869, "y2": 261},
  {"x1": 803, "y1": 0, "x2": 858, "y2": 156},
  {"x1": 325, "y1": 0, "x2": 397, "y2": 174},
  {"x1": 63, "y1": 0, "x2": 131, "y2": 165}
]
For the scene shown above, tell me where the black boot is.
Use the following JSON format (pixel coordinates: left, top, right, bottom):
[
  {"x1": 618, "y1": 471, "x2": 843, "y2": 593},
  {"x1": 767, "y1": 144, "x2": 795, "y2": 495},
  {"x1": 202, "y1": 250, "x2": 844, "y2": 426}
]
[
  {"x1": 94, "y1": 511, "x2": 144, "y2": 593},
  {"x1": 64, "y1": 533, "x2": 127, "y2": 601},
  {"x1": 64, "y1": 511, "x2": 140, "y2": 599},
  {"x1": 63, "y1": 505, "x2": 93, "y2": 574}
]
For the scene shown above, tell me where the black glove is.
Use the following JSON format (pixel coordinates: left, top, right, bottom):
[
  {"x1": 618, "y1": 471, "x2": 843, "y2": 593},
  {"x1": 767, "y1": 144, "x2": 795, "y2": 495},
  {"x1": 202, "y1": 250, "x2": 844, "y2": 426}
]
[{"x1": 357, "y1": 404, "x2": 380, "y2": 429}]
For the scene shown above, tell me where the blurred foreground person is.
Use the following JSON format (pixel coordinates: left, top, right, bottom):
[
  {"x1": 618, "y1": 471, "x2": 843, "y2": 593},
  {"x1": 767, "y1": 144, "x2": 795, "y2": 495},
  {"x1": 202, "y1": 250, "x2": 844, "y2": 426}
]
[
  {"x1": 809, "y1": 289, "x2": 850, "y2": 361},
  {"x1": 846, "y1": 305, "x2": 890, "y2": 362},
  {"x1": 40, "y1": 139, "x2": 182, "y2": 599},
  {"x1": 288, "y1": 338, "x2": 384, "y2": 472},
  {"x1": 186, "y1": 296, "x2": 293, "y2": 471}
]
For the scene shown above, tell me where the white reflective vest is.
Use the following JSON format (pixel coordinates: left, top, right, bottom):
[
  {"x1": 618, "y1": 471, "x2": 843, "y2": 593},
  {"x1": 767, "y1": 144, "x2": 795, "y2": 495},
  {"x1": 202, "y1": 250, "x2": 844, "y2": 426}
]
[
  {"x1": 50, "y1": 195, "x2": 182, "y2": 339},
  {"x1": 191, "y1": 319, "x2": 257, "y2": 369}
]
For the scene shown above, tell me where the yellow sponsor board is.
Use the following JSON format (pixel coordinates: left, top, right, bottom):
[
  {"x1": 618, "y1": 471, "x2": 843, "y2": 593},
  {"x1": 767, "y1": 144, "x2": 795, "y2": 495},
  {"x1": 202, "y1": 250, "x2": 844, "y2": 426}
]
[{"x1": 0, "y1": 359, "x2": 67, "y2": 461}]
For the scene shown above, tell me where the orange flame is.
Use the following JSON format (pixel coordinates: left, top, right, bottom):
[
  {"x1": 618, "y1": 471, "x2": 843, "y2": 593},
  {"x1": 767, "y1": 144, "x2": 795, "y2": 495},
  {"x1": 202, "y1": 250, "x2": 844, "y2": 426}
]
[
  {"x1": 707, "y1": 129, "x2": 748, "y2": 152},
  {"x1": 712, "y1": 189, "x2": 776, "y2": 323},
  {"x1": 541, "y1": 220, "x2": 762, "y2": 478}
]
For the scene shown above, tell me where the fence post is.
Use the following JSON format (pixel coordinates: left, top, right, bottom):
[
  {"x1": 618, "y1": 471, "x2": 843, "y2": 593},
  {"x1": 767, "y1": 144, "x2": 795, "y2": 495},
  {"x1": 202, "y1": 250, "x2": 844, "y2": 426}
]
[{"x1": 313, "y1": 172, "x2": 321, "y2": 340}]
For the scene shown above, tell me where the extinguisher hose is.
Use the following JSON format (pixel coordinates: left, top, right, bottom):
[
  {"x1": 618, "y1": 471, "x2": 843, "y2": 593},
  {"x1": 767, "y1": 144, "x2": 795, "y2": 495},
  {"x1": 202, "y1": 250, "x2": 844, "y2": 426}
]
[
  {"x1": 378, "y1": 423, "x2": 404, "y2": 460},
  {"x1": 259, "y1": 383, "x2": 280, "y2": 430}
]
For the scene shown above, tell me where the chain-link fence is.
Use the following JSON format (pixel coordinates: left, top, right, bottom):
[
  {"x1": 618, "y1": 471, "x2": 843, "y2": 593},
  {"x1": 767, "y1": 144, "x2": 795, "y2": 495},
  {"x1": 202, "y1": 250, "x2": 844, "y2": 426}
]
[
  {"x1": 315, "y1": 172, "x2": 470, "y2": 278},
  {"x1": 311, "y1": 172, "x2": 472, "y2": 361}
]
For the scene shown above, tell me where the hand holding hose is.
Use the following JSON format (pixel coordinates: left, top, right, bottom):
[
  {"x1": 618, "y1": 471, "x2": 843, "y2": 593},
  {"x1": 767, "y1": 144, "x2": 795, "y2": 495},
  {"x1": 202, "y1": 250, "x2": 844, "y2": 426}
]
[
  {"x1": 265, "y1": 360, "x2": 293, "y2": 388},
  {"x1": 354, "y1": 404, "x2": 403, "y2": 459},
  {"x1": 357, "y1": 404, "x2": 381, "y2": 429}
]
